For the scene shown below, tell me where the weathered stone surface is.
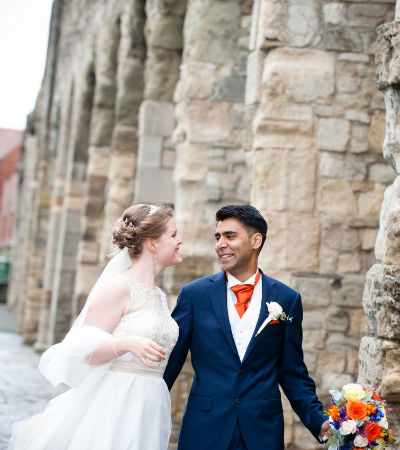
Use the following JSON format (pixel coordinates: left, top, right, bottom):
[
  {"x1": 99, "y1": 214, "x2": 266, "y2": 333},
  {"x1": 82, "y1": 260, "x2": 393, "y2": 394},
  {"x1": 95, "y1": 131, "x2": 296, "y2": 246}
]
[
  {"x1": 369, "y1": 113, "x2": 386, "y2": 153},
  {"x1": 292, "y1": 277, "x2": 330, "y2": 309},
  {"x1": 332, "y1": 274, "x2": 365, "y2": 308},
  {"x1": 322, "y1": 219, "x2": 361, "y2": 252},
  {"x1": 139, "y1": 100, "x2": 175, "y2": 137},
  {"x1": 361, "y1": 228, "x2": 379, "y2": 251},
  {"x1": 175, "y1": 100, "x2": 233, "y2": 143},
  {"x1": 318, "y1": 349, "x2": 346, "y2": 373},
  {"x1": 174, "y1": 62, "x2": 217, "y2": 102},
  {"x1": 381, "y1": 341, "x2": 400, "y2": 401},
  {"x1": 338, "y1": 252, "x2": 361, "y2": 273},
  {"x1": 252, "y1": 102, "x2": 313, "y2": 150},
  {"x1": 174, "y1": 141, "x2": 207, "y2": 182},
  {"x1": 183, "y1": 0, "x2": 241, "y2": 64},
  {"x1": 245, "y1": 51, "x2": 265, "y2": 105},
  {"x1": 317, "y1": 118, "x2": 350, "y2": 152},
  {"x1": 323, "y1": 3, "x2": 346, "y2": 26},
  {"x1": 324, "y1": 306, "x2": 350, "y2": 332},
  {"x1": 358, "y1": 336, "x2": 385, "y2": 389},
  {"x1": 317, "y1": 179, "x2": 356, "y2": 215},
  {"x1": 368, "y1": 162, "x2": 395, "y2": 184},
  {"x1": 318, "y1": 153, "x2": 345, "y2": 178},
  {"x1": 358, "y1": 184, "x2": 386, "y2": 217},
  {"x1": 262, "y1": 48, "x2": 335, "y2": 104},
  {"x1": 303, "y1": 329, "x2": 326, "y2": 350}
]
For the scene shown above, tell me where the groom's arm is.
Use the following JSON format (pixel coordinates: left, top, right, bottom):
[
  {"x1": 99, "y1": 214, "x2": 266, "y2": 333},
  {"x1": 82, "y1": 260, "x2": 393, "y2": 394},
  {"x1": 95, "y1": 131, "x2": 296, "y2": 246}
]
[
  {"x1": 163, "y1": 285, "x2": 193, "y2": 391},
  {"x1": 277, "y1": 293, "x2": 326, "y2": 442}
]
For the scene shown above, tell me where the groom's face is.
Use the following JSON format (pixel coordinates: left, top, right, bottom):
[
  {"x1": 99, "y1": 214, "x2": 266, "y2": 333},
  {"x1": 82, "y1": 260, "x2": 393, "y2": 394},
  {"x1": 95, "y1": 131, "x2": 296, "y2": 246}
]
[{"x1": 215, "y1": 218, "x2": 255, "y2": 273}]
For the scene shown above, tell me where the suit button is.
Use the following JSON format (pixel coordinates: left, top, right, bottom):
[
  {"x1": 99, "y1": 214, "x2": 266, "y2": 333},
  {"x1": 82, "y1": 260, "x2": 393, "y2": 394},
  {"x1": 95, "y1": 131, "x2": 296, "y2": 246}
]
[
  {"x1": 239, "y1": 370, "x2": 244, "y2": 376},
  {"x1": 236, "y1": 398, "x2": 241, "y2": 405}
]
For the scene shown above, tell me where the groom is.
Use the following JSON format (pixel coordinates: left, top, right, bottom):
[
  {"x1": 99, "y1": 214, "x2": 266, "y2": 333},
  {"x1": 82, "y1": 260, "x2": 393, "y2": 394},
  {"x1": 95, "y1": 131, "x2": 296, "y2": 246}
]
[{"x1": 164, "y1": 205, "x2": 330, "y2": 449}]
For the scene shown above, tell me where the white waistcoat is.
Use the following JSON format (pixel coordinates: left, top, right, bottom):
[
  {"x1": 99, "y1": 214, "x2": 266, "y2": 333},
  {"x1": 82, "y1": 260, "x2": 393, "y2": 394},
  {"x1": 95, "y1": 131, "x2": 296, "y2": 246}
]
[{"x1": 226, "y1": 272, "x2": 262, "y2": 361}]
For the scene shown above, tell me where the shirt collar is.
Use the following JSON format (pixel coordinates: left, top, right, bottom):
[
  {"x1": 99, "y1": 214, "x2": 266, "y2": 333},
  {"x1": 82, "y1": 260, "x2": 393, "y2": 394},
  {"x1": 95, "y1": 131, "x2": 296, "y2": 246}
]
[{"x1": 227, "y1": 270, "x2": 258, "y2": 288}]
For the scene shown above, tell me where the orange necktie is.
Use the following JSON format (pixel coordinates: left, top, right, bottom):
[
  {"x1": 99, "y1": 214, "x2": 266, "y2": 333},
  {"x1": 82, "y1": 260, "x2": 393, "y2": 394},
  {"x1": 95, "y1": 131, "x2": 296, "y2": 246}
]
[{"x1": 228, "y1": 270, "x2": 261, "y2": 319}]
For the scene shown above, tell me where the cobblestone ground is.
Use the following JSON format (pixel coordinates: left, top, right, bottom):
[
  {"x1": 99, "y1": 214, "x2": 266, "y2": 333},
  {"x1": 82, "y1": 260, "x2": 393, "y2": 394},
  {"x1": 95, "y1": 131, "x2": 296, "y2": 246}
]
[{"x1": 0, "y1": 305, "x2": 179, "y2": 449}]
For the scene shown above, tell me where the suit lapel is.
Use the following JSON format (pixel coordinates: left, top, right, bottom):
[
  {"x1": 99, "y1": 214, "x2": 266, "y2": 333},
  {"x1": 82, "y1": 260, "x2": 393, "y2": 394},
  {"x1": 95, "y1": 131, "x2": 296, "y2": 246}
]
[
  {"x1": 207, "y1": 272, "x2": 240, "y2": 361},
  {"x1": 241, "y1": 273, "x2": 278, "y2": 364}
]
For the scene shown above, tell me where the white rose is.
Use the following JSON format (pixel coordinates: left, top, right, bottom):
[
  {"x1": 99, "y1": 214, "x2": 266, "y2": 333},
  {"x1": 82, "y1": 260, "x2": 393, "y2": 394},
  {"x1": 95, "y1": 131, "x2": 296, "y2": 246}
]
[
  {"x1": 354, "y1": 435, "x2": 368, "y2": 447},
  {"x1": 342, "y1": 383, "x2": 365, "y2": 401},
  {"x1": 339, "y1": 420, "x2": 357, "y2": 435},
  {"x1": 378, "y1": 416, "x2": 388, "y2": 429},
  {"x1": 267, "y1": 302, "x2": 283, "y2": 319}
]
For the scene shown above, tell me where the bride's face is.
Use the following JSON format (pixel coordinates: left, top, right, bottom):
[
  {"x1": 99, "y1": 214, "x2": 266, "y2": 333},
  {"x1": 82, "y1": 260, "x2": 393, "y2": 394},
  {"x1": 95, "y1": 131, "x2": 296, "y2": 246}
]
[{"x1": 154, "y1": 218, "x2": 183, "y2": 267}]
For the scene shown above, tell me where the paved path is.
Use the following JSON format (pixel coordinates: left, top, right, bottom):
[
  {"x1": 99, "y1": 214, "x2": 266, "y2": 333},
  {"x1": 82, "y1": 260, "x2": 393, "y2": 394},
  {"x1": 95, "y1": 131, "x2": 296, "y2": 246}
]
[{"x1": 0, "y1": 305, "x2": 179, "y2": 449}]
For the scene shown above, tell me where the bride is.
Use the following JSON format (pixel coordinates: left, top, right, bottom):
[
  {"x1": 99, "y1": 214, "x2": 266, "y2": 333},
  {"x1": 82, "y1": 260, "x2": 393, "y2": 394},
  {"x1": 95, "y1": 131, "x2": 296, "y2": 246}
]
[{"x1": 8, "y1": 204, "x2": 183, "y2": 450}]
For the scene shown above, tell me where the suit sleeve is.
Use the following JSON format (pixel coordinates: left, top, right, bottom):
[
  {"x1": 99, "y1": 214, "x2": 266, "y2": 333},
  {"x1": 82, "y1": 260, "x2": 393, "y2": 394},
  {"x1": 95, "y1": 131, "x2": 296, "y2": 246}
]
[
  {"x1": 163, "y1": 285, "x2": 193, "y2": 391},
  {"x1": 278, "y1": 293, "x2": 326, "y2": 442}
]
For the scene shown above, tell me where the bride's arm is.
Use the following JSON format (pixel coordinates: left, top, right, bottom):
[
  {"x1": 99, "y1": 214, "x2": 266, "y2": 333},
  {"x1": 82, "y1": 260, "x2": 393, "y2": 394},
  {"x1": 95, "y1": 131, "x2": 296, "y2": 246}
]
[{"x1": 82, "y1": 278, "x2": 165, "y2": 367}]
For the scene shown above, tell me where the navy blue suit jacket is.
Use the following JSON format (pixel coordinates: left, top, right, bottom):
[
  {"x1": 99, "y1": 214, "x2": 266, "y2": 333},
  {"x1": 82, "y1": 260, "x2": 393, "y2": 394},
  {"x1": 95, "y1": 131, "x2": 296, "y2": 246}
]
[{"x1": 163, "y1": 270, "x2": 326, "y2": 450}]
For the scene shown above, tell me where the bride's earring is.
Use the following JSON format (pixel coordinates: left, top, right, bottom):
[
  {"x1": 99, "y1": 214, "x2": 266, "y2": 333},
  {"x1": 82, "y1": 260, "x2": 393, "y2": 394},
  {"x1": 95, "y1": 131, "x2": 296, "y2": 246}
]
[{"x1": 154, "y1": 253, "x2": 157, "y2": 259}]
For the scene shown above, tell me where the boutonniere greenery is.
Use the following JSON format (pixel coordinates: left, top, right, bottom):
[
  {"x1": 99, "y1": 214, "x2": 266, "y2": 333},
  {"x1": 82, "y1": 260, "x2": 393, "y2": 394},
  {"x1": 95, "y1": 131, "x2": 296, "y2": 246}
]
[{"x1": 255, "y1": 301, "x2": 293, "y2": 337}]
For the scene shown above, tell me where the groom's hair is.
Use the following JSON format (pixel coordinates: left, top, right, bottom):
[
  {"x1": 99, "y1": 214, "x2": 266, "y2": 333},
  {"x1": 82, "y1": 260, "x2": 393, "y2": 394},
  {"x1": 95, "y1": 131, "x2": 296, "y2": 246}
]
[{"x1": 215, "y1": 205, "x2": 268, "y2": 251}]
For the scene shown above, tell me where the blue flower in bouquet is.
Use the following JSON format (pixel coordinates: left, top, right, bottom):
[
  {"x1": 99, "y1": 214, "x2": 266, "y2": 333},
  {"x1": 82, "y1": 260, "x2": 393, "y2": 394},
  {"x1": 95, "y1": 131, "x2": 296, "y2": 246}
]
[{"x1": 339, "y1": 442, "x2": 352, "y2": 450}]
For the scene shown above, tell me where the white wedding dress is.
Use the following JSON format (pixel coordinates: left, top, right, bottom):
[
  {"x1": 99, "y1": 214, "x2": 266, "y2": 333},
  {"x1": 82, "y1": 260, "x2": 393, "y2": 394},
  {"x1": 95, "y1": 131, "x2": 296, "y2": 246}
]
[{"x1": 8, "y1": 274, "x2": 179, "y2": 450}]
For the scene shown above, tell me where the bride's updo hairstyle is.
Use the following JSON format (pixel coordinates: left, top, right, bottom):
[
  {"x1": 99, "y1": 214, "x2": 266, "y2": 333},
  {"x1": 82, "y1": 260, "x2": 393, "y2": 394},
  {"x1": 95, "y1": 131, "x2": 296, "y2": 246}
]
[{"x1": 111, "y1": 204, "x2": 173, "y2": 259}]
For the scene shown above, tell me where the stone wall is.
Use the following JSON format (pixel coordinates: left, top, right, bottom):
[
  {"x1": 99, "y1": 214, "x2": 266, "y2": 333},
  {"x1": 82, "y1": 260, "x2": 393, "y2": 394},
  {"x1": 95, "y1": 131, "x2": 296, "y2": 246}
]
[
  {"x1": 358, "y1": 12, "x2": 400, "y2": 443},
  {"x1": 7, "y1": 0, "x2": 400, "y2": 448}
]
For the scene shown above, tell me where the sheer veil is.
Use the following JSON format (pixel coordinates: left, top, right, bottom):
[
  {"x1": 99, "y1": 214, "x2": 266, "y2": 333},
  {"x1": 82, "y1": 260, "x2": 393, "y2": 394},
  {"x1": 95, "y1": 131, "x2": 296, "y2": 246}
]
[{"x1": 39, "y1": 247, "x2": 132, "y2": 388}]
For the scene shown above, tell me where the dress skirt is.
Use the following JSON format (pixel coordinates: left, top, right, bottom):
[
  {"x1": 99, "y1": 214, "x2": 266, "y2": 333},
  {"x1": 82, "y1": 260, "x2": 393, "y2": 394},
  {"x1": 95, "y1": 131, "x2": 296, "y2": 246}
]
[{"x1": 10, "y1": 369, "x2": 172, "y2": 450}]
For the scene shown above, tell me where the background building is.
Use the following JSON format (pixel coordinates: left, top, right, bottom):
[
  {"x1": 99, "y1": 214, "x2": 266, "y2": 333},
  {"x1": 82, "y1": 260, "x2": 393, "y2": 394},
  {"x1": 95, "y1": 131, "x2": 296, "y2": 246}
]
[
  {"x1": 0, "y1": 128, "x2": 22, "y2": 301},
  {"x1": 7, "y1": 0, "x2": 400, "y2": 448}
]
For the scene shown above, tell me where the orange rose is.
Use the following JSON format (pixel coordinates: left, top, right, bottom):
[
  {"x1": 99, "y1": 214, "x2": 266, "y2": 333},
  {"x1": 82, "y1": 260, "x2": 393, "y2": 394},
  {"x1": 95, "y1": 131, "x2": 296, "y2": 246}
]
[
  {"x1": 366, "y1": 422, "x2": 382, "y2": 442},
  {"x1": 346, "y1": 400, "x2": 368, "y2": 421}
]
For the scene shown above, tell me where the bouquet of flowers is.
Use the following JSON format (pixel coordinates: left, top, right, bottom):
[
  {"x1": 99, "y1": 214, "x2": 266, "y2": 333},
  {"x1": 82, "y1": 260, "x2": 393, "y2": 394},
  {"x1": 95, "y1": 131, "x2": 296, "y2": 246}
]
[{"x1": 324, "y1": 382, "x2": 396, "y2": 450}]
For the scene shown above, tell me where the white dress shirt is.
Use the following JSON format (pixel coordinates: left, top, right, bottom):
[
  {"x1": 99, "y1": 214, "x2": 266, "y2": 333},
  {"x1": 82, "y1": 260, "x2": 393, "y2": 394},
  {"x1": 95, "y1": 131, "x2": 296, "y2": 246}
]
[{"x1": 226, "y1": 271, "x2": 262, "y2": 361}]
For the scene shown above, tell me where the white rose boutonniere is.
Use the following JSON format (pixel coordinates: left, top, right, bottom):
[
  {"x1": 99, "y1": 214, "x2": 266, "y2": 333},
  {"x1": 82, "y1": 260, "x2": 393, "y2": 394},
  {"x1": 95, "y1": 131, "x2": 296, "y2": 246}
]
[{"x1": 255, "y1": 302, "x2": 293, "y2": 337}]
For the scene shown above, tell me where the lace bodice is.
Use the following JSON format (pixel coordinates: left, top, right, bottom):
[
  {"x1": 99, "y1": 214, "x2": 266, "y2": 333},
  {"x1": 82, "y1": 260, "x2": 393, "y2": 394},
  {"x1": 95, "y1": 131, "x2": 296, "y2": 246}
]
[{"x1": 112, "y1": 274, "x2": 179, "y2": 367}]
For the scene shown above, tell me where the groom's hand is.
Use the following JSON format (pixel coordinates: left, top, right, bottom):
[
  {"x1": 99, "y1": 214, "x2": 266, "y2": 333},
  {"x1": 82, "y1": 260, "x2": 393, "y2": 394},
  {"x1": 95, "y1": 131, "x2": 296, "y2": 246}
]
[{"x1": 320, "y1": 420, "x2": 333, "y2": 439}]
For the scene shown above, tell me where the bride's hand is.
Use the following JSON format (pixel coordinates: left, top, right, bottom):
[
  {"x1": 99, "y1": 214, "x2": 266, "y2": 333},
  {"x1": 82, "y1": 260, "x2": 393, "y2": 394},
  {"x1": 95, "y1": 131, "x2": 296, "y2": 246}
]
[{"x1": 124, "y1": 336, "x2": 165, "y2": 368}]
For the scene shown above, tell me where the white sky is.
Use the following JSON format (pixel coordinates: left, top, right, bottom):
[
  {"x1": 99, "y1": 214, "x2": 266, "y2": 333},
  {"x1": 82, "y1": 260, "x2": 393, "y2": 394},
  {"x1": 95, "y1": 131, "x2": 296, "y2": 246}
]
[{"x1": 0, "y1": 0, "x2": 54, "y2": 131}]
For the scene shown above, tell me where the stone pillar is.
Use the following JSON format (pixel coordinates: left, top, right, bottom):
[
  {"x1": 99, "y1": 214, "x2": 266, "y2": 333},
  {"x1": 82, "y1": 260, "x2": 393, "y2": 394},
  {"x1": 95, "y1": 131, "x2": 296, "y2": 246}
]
[
  {"x1": 358, "y1": 15, "x2": 400, "y2": 439},
  {"x1": 245, "y1": 1, "x2": 395, "y2": 448},
  {"x1": 169, "y1": 0, "x2": 252, "y2": 418}
]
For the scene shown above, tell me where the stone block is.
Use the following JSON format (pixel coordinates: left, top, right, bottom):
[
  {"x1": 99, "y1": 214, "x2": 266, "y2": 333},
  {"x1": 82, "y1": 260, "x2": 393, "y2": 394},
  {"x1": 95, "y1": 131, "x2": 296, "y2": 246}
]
[
  {"x1": 321, "y1": 29, "x2": 362, "y2": 53},
  {"x1": 321, "y1": 373, "x2": 353, "y2": 390},
  {"x1": 318, "y1": 153, "x2": 345, "y2": 178},
  {"x1": 139, "y1": 101, "x2": 175, "y2": 137},
  {"x1": 162, "y1": 149, "x2": 176, "y2": 168},
  {"x1": 109, "y1": 152, "x2": 136, "y2": 179},
  {"x1": 253, "y1": 102, "x2": 313, "y2": 150},
  {"x1": 175, "y1": 100, "x2": 233, "y2": 144},
  {"x1": 148, "y1": 14, "x2": 184, "y2": 50},
  {"x1": 138, "y1": 135, "x2": 163, "y2": 169},
  {"x1": 338, "y1": 252, "x2": 361, "y2": 273},
  {"x1": 245, "y1": 51, "x2": 265, "y2": 105},
  {"x1": 304, "y1": 350, "x2": 317, "y2": 373},
  {"x1": 338, "y1": 53, "x2": 370, "y2": 64},
  {"x1": 214, "y1": 75, "x2": 246, "y2": 103},
  {"x1": 287, "y1": 214, "x2": 320, "y2": 271},
  {"x1": 262, "y1": 48, "x2": 335, "y2": 104},
  {"x1": 174, "y1": 62, "x2": 217, "y2": 102},
  {"x1": 346, "y1": 110, "x2": 370, "y2": 124},
  {"x1": 292, "y1": 277, "x2": 331, "y2": 308},
  {"x1": 293, "y1": 422, "x2": 320, "y2": 450},
  {"x1": 317, "y1": 179, "x2": 356, "y2": 216},
  {"x1": 323, "y1": 3, "x2": 346, "y2": 25},
  {"x1": 73, "y1": 262, "x2": 101, "y2": 300},
  {"x1": 322, "y1": 220, "x2": 361, "y2": 252},
  {"x1": 183, "y1": 0, "x2": 241, "y2": 64},
  {"x1": 90, "y1": 108, "x2": 116, "y2": 146},
  {"x1": 348, "y1": 308, "x2": 366, "y2": 338},
  {"x1": 134, "y1": 167, "x2": 174, "y2": 204},
  {"x1": 319, "y1": 246, "x2": 338, "y2": 272},
  {"x1": 324, "y1": 306, "x2": 349, "y2": 332},
  {"x1": 345, "y1": 157, "x2": 367, "y2": 182},
  {"x1": 317, "y1": 118, "x2": 350, "y2": 152},
  {"x1": 350, "y1": 123, "x2": 369, "y2": 153},
  {"x1": 303, "y1": 310, "x2": 323, "y2": 330},
  {"x1": 112, "y1": 125, "x2": 138, "y2": 151},
  {"x1": 318, "y1": 350, "x2": 346, "y2": 373},
  {"x1": 87, "y1": 151, "x2": 111, "y2": 177},
  {"x1": 358, "y1": 336, "x2": 385, "y2": 389},
  {"x1": 77, "y1": 241, "x2": 99, "y2": 264},
  {"x1": 378, "y1": 306, "x2": 400, "y2": 340},
  {"x1": 337, "y1": 76, "x2": 360, "y2": 94},
  {"x1": 326, "y1": 332, "x2": 360, "y2": 350},
  {"x1": 347, "y1": 349, "x2": 360, "y2": 374},
  {"x1": 368, "y1": 114, "x2": 386, "y2": 153},
  {"x1": 381, "y1": 341, "x2": 400, "y2": 401},
  {"x1": 368, "y1": 163, "x2": 395, "y2": 184},
  {"x1": 286, "y1": 0, "x2": 319, "y2": 48},
  {"x1": 361, "y1": 228, "x2": 378, "y2": 251},
  {"x1": 358, "y1": 184, "x2": 386, "y2": 217},
  {"x1": 332, "y1": 274, "x2": 366, "y2": 307},
  {"x1": 174, "y1": 141, "x2": 207, "y2": 182}
]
